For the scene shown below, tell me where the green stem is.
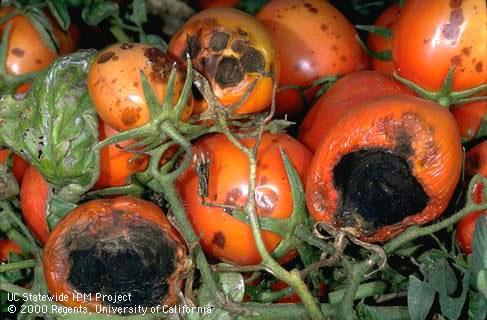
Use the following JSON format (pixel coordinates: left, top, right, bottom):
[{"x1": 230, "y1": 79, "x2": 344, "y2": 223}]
[
  {"x1": 328, "y1": 281, "x2": 387, "y2": 304},
  {"x1": 0, "y1": 259, "x2": 36, "y2": 272}
]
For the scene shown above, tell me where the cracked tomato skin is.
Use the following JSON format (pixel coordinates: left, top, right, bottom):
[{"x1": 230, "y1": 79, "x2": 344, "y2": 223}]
[
  {"x1": 177, "y1": 133, "x2": 312, "y2": 265},
  {"x1": 392, "y1": 0, "x2": 487, "y2": 91},
  {"x1": 168, "y1": 8, "x2": 279, "y2": 115},
  {"x1": 298, "y1": 71, "x2": 414, "y2": 153},
  {"x1": 367, "y1": 4, "x2": 400, "y2": 75},
  {"x1": 456, "y1": 141, "x2": 487, "y2": 253},
  {"x1": 451, "y1": 101, "x2": 487, "y2": 141},
  {"x1": 20, "y1": 166, "x2": 50, "y2": 244},
  {"x1": 87, "y1": 43, "x2": 193, "y2": 132},
  {"x1": 256, "y1": 0, "x2": 369, "y2": 115}
]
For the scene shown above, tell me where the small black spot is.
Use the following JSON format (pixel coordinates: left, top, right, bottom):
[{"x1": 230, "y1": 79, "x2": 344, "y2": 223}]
[
  {"x1": 97, "y1": 51, "x2": 115, "y2": 64},
  {"x1": 212, "y1": 232, "x2": 225, "y2": 248},
  {"x1": 231, "y1": 40, "x2": 249, "y2": 53},
  {"x1": 241, "y1": 47, "x2": 265, "y2": 73},
  {"x1": 238, "y1": 28, "x2": 248, "y2": 36},
  {"x1": 215, "y1": 57, "x2": 244, "y2": 87},
  {"x1": 209, "y1": 32, "x2": 230, "y2": 52}
]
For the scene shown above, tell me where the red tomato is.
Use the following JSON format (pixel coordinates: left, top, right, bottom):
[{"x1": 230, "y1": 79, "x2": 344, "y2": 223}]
[
  {"x1": 0, "y1": 149, "x2": 28, "y2": 183},
  {"x1": 451, "y1": 101, "x2": 487, "y2": 141},
  {"x1": 256, "y1": 0, "x2": 369, "y2": 115},
  {"x1": 299, "y1": 71, "x2": 414, "y2": 152},
  {"x1": 270, "y1": 280, "x2": 327, "y2": 303},
  {"x1": 0, "y1": 239, "x2": 22, "y2": 261},
  {"x1": 20, "y1": 166, "x2": 50, "y2": 244},
  {"x1": 367, "y1": 4, "x2": 400, "y2": 75},
  {"x1": 177, "y1": 133, "x2": 312, "y2": 265},
  {"x1": 392, "y1": 0, "x2": 487, "y2": 92}
]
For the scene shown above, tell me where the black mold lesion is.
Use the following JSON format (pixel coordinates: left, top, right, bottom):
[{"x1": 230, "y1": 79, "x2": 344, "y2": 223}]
[
  {"x1": 66, "y1": 215, "x2": 178, "y2": 308},
  {"x1": 209, "y1": 32, "x2": 230, "y2": 52},
  {"x1": 241, "y1": 47, "x2": 265, "y2": 73},
  {"x1": 333, "y1": 149, "x2": 429, "y2": 234},
  {"x1": 215, "y1": 56, "x2": 244, "y2": 87}
]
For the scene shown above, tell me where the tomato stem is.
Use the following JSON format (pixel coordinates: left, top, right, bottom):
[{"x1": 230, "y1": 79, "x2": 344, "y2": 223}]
[{"x1": 0, "y1": 259, "x2": 36, "y2": 273}]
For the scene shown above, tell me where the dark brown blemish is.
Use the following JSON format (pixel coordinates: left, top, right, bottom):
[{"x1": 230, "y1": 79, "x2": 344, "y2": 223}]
[
  {"x1": 442, "y1": 8, "x2": 464, "y2": 41},
  {"x1": 112, "y1": 55, "x2": 119, "y2": 61},
  {"x1": 423, "y1": 38, "x2": 431, "y2": 44},
  {"x1": 209, "y1": 32, "x2": 230, "y2": 52},
  {"x1": 133, "y1": 81, "x2": 139, "y2": 88},
  {"x1": 304, "y1": 2, "x2": 318, "y2": 13},
  {"x1": 35, "y1": 59, "x2": 42, "y2": 65},
  {"x1": 212, "y1": 232, "x2": 225, "y2": 249},
  {"x1": 449, "y1": 0, "x2": 463, "y2": 8},
  {"x1": 97, "y1": 51, "x2": 115, "y2": 64},
  {"x1": 111, "y1": 78, "x2": 117, "y2": 84},
  {"x1": 225, "y1": 187, "x2": 242, "y2": 205},
  {"x1": 238, "y1": 28, "x2": 248, "y2": 36},
  {"x1": 241, "y1": 47, "x2": 265, "y2": 73},
  {"x1": 185, "y1": 35, "x2": 201, "y2": 58},
  {"x1": 450, "y1": 55, "x2": 462, "y2": 66},
  {"x1": 259, "y1": 176, "x2": 268, "y2": 185},
  {"x1": 465, "y1": 152, "x2": 480, "y2": 173},
  {"x1": 393, "y1": 129, "x2": 414, "y2": 158},
  {"x1": 215, "y1": 56, "x2": 244, "y2": 87},
  {"x1": 462, "y1": 47, "x2": 471, "y2": 56},
  {"x1": 11, "y1": 48, "x2": 25, "y2": 58},
  {"x1": 120, "y1": 43, "x2": 134, "y2": 50},
  {"x1": 144, "y1": 47, "x2": 171, "y2": 82},
  {"x1": 321, "y1": 24, "x2": 329, "y2": 32},
  {"x1": 121, "y1": 108, "x2": 141, "y2": 126},
  {"x1": 475, "y1": 62, "x2": 483, "y2": 72},
  {"x1": 340, "y1": 55, "x2": 347, "y2": 62},
  {"x1": 232, "y1": 40, "x2": 249, "y2": 53}
]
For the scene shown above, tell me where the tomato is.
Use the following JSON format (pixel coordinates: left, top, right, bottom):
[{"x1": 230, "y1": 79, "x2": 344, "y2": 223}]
[
  {"x1": 270, "y1": 280, "x2": 326, "y2": 304},
  {"x1": 451, "y1": 101, "x2": 487, "y2": 141},
  {"x1": 87, "y1": 43, "x2": 193, "y2": 132},
  {"x1": 0, "y1": 149, "x2": 28, "y2": 183},
  {"x1": 168, "y1": 8, "x2": 279, "y2": 115},
  {"x1": 20, "y1": 166, "x2": 50, "y2": 244},
  {"x1": 0, "y1": 6, "x2": 78, "y2": 76},
  {"x1": 392, "y1": 0, "x2": 487, "y2": 92},
  {"x1": 94, "y1": 119, "x2": 149, "y2": 189},
  {"x1": 256, "y1": 0, "x2": 369, "y2": 115},
  {"x1": 298, "y1": 71, "x2": 414, "y2": 152},
  {"x1": 457, "y1": 141, "x2": 487, "y2": 253},
  {"x1": 0, "y1": 239, "x2": 22, "y2": 261},
  {"x1": 195, "y1": 0, "x2": 240, "y2": 10},
  {"x1": 367, "y1": 4, "x2": 399, "y2": 75},
  {"x1": 306, "y1": 95, "x2": 462, "y2": 242},
  {"x1": 177, "y1": 133, "x2": 312, "y2": 265},
  {"x1": 43, "y1": 196, "x2": 186, "y2": 312}
]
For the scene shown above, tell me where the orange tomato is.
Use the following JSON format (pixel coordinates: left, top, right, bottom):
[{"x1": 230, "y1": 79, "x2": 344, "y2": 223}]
[
  {"x1": 0, "y1": 239, "x2": 22, "y2": 261},
  {"x1": 451, "y1": 101, "x2": 487, "y2": 141}
]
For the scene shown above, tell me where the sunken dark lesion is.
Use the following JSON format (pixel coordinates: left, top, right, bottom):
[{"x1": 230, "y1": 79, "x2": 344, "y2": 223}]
[
  {"x1": 332, "y1": 149, "x2": 429, "y2": 235},
  {"x1": 65, "y1": 213, "x2": 179, "y2": 309}
]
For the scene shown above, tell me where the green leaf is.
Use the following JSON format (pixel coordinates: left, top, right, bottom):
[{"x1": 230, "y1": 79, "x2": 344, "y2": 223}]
[
  {"x1": 426, "y1": 259, "x2": 457, "y2": 296},
  {"x1": 46, "y1": 0, "x2": 70, "y2": 31},
  {"x1": 0, "y1": 51, "x2": 99, "y2": 198},
  {"x1": 24, "y1": 8, "x2": 59, "y2": 52},
  {"x1": 144, "y1": 34, "x2": 168, "y2": 50},
  {"x1": 46, "y1": 194, "x2": 77, "y2": 230},
  {"x1": 219, "y1": 271, "x2": 245, "y2": 302},
  {"x1": 81, "y1": 0, "x2": 119, "y2": 26},
  {"x1": 472, "y1": 216, "x2": 487, "y2": 297},
  {"x1": 408, "y1": 275, "x2": 436, "y2": 320},
  {"x1": 439, "y1": 272, "x2": 470, "y2": 320},
  {"x1": 128, "y1": 0, "x2": 147, "y2": 27},
  {"x1": 468, "y1": 291, "x2": 487, "y2": 320}
]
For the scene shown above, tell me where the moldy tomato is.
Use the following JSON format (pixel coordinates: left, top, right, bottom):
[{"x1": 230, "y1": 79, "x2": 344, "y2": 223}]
[
  {"x1": 168, "y1": 8, "x2": 279, "y2": 114},
  {"x1": 392, "y1": 0, "x2": 487, "y2": 92},
  {"x1": 0, "y1": 149, "x2": 28, "y2": 183},
  {"x1": 177, "y1": 133, "x2": 312, "y2": 265},
  {"x1": 20, "y1": 166, "x2": 50, "y2": 244},
  {"x1": 306, "y1": 95, "x2": 462, "y2": 242},
  {"x1": 299, "y1": 71, "x2": 414, "y2": 153},
  {"x1": 87, "y1": 43, "x2": 193, "y2": 132},
  {"x1": 43, "y1": 196, "x2": 186, "y2": 312},
  {"x1": 451, "y1": 101, "x2": 487, "y2": 141},
  {"x1": 456, "y1": 141, "x2": 487, "y2": 253},
  {"x1": 256, "y1": 0, "x2": 369, "y2": 115}
]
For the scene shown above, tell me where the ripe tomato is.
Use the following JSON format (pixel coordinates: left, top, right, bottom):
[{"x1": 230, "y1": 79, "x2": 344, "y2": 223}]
[
  {"x1": 43, "y1": 196, "x2": 186, "y2": 311},
  {"x1": 0, "y1": 149, "x2": 28, "y2": 183},
  {"x1": 20, "y1": 166, "x2": 50, "y2": 244},
  {"x1": 451, "y1": 101, "x2": 487, "y2": 141},
  {"x1": 299, "y1": 71, "x2": 414, "y2": 152},
  {"x1": 270, "y1": 280, "x2": 326, "y2": 303},
  {"x1": 392, "y1": 0, "x2": 487, "y2": 92},
  {"x1": 367, "y1": 4, "x2": 400, "y2": 75},
  {"x1": 168, "y1": 8, "x2": 279, "y2": 114},
  {"x1": 94, "y1": 119, "x2": 149, "y2": 189},
  {"x1": 306, "y1": 95, "x2": 462, "y2": 242},
  {"x1": 0, "y1": 239, "x2": 22, "y2": 261},
  {"x1": 195, "y1": 0, "x2": 240, "y2": 10},
  {"x1": 256, "y1": 0, "x2": 369, "y2": 115},
  {"x1": 456, "y1": 141, "x2": 487, "y2": 253},
  {"x1": 87, "y1": 43, "x2": 193, "y2": 132},
  {"x1": 177, "y1": 133, "x2": 312, "y2": 265}
]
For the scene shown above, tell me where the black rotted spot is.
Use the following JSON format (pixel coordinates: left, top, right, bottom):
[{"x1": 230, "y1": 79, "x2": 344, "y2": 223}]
[
  {"x1": 333, "y1": 149, "x2": 429, "y2": 233},
  {"x1": 67, "y1": 219, "x2": 178, "y2": 309},
  {"x1": 185, "y1": 35, "x2": 201, "y2": 58},
  {"x1": 241, "y1": 47, "x2": 265, "y2": 73},
  {"x1": 209, "y1": 32, "x2": 230, "y2": 52},
  {"x1": 231, "y1": 40, "x2": 249, "y2": 53},
  {"x1": 215, "y1": 56, "x2": 244, "y2": 87}
]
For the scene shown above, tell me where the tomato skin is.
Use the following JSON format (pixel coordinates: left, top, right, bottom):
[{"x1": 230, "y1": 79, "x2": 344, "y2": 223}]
[
  {"x1": 306, "y1": 95, "x2": 462, "y2": 242},
  {"x1": 256, "y1": 0, "x2": 369, "y2": 115},
  {"x1": 177, "y1": 133, "x2": 312, "y2": 265},
  {"x1": 367, "y1": 4, "x2": 399, "y2": 75},
  {"x1": 87, "y1": 43, "x2": 193, "y2": 132},
  {"x1": 195, "y1": 0, "x2": 240, "y2": 9},
  {"x1": 457, "y1": 141, "x2": 487, "y2": 253},
  {"x1": 168, "y1": 8, "x2": 279, "y2": 115},
  {"x1": 0, "y1": 239, "x2": 22, "y2": 261},
  {"x1": 299, "y1": 71, "x2": 414, "y2": 153},
  {"x1": 0, "y1": 149, "x2": 28, "y2": 183},
  {"x1": 392, "y1": 0, "x2": 487, "y2": 92},
  {"x1": 20, "y1": 166, "x2": 50, "y2": 244},
  {"x1": 451, "y1": 101, "x2": 487, "y2": 141}
]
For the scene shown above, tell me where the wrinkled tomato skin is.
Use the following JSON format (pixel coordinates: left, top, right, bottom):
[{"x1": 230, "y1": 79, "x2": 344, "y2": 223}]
[
  {"x1": 451, "y1": 101, "x2": 487, "y2": 141},
  {"x1": 367, "y1": 4, "x2": 399, "y2": 75},
  {"x1": 87, "y1": 43, "x2": 193, "y2": 132},
  {"x1": 0, "y1": 149, "x2": 28, "y2": 183},
  {"x1": 256, "y1": 0, "x2": 369, "y2": 115},
  {"x1": 392, "y1": 0, "x2": 487, "y2": 91},
  {"x1": 0, "y1": 239, "x2": 22, "y2": 261},
  {"x1": 298, "y1": 71, "x2": 414, "y2": 152},
  {"x1": 195, "y1": 0, "x2": 240, "y2": 9},
  {"x1": 168, "y1": 8, "x2": 279, "y2": 115},
  {"x1": 177, "y1": 133, "x2": 312, "y2": 265},
  {"x1": 457, "y1": 141, "x2": 487, "y2": 253},
  {"x1": 94, "y1": 120, "x2": 149, "y2": 189},
  {"x1": 20, "y1": 166, "x2": 50, "y2": 244}
]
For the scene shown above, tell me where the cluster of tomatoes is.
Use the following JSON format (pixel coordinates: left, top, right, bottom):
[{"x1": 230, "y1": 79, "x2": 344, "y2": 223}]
[{"x1": 1, "y1": 0, "x2": 486, "y2": 314}]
